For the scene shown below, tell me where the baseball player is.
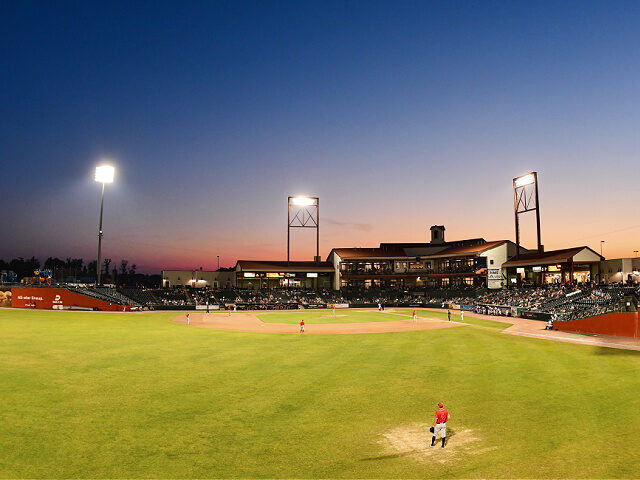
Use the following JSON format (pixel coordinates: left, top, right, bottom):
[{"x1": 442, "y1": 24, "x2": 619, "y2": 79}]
[
  {"x1": 431, "y1": 402, "x2": 450, "y2": 448},
  {"x1": 378, "y1": 302, "x2": 382, "y2": 312},
  {"x1": 300, "y1": 319, "x2": 305, "y2": 333},
  {"x1": 413, "y1": 309, "x2": 417, "y2": 323},
  {"x1": 186, "y1": 313, "x2": 190, "y2": 325},
  {"x1": 228, "y1": 305, "x2": 231, "y2": 317},
  {"x1": 460, "y1": 310, "x2": 464, "y2": 322},
  {"x1": 332, "y1": 305, "x2": 336, "y2": 317},
  {"x1": 447, "y1": 309, "x2": 451, "y2": 321}
]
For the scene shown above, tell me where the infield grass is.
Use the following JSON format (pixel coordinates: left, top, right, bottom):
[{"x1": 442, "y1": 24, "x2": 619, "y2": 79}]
[{"x1": 1, "y1": 308, "x2": 639, "y2": 478}]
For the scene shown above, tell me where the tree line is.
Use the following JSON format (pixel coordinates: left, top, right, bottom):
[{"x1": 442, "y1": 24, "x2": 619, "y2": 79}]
[{"x1": 0, "y1": 257, "x2": 161, "y2": 287}]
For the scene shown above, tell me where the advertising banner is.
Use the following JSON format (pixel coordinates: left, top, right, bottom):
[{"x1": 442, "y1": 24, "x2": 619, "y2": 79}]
[
  {"x1": 11, "y1": 287, "x2": 129, "y2": 311},
  {"x1": 520, "y1": 310, "x2": 552, "y2": 321},
  {"x1": 195, "y1": 304, "x2": 220, "y2": 310},
  {"x1": 488, "y1": 268, "x2": 503, "y2": 289}
]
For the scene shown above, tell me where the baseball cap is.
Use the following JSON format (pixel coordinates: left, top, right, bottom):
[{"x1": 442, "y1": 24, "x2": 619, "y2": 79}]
[{"x1": 438, "y1": 402, "x2": 444, "y2": 407}]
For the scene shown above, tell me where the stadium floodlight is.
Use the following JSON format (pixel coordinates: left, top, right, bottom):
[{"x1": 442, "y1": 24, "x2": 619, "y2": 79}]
[
  {"x1": 514, "y1": 173, "x2": 535, "y2": 188},
  {"x1": 95, "y1": 165, "x2": 115, "y2": 184},
  {"x1": 287, "y1": 195, "x2": 320, "y2": 264},
  {"x1": 94, "y1": 164, "x2": 115, "y2": 285},
  {"x1": 291, "y1": 196, "x2": 317, "y2": 206},
  {"x1": 513, "y1": 171, "x2": 542, "y2": 261}
]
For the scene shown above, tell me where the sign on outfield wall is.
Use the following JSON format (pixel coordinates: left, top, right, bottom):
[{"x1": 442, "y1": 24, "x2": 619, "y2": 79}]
[
  {"x1": 11, "y1": 287, "x2": 129, "y2": 311},
  {"x1": 195, "y1": 304, "x2": 220, "y2": 310}
]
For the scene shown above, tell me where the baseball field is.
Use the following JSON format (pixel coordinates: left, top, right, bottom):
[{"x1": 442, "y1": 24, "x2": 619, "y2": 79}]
[{"x1": 1, "y1": 307, "x2": 639, "y2": 478}]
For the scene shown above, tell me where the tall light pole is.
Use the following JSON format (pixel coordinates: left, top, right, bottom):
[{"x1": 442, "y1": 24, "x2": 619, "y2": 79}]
[
  {"x1": 600, "y1": 240, "x2": 605, "y2": 257},
  {"x1": 217, "y1": 255, "x2": 220, "y2": 270},
  {"x1": 287, "y1": 195, "x2": 320, "y2": 264},
  {"x1": 95, "y1": 165, "x2": 115, "y2": 285},
  {"x1": 513, "y1": 172, "x2": 542, "y2": 259}
]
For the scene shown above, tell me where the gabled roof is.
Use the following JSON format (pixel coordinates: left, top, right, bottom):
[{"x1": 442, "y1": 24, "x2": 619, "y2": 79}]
[
  {"x1": 428, "y1": 240, "x2": 510, "y2": 258},
  {"x1": 502, "y1": 246, "x2": 603, "y2": 267},
  {"x1": 330, "y1": 247, "x2": 407, "y2": 259},
  {"x1": 235, "y1": 260, "x2": 334, "y2": 272},
  {"x1": 379, "y1": 238, "x2": 486, "y2": 249}
]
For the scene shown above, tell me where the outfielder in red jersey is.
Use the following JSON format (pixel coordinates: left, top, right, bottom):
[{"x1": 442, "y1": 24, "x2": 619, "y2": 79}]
[
  {"x1": 431, "y1": 402, "x2": 450, "y2": 448},
  {"x1": 300, "y1": 320, "x2": 305, "y2": 333}
]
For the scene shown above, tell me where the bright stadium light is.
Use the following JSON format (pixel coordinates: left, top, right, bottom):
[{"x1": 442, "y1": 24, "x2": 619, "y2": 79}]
[
  {"x1": 514, "y1": 173, "x2": 535, "y2": 187},
  {"x1": 94, "y1": 163, "x2": 115, "y2": 285},
  {"x1": 291, "y1": 196, "x2": 317, "y2": 206},
  {"x1": 513, "y1": 171, "x2": 542, "y2": 263},
  {"x1": 287, "y1": 195, "x2": 320, "y2": 264},
  {"x1": 95, "y1": 165, "x2": 115, "y2": 184}
]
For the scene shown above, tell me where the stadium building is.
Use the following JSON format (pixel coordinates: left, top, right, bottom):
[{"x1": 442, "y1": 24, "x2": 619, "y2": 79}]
[
  {"x1": 234, "y1": 260, "x2": 334, "y2": 290},
  {"x1": 161, "y1": 269, "x2": 235, "y2": 288},
  {"x1": 328, "y1": 225, "x2": 527, "y2": 290},
  {"x1": 502, "y1": 246, "x2": 604, "y2": 285}
]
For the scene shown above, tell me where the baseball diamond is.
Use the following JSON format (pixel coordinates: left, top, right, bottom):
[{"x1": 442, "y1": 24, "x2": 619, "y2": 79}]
[{"x1": 1, "y1": 307, "x2": 639, "y2": 478}]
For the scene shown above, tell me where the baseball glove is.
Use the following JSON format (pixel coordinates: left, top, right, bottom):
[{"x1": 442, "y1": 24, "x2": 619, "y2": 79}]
[{"x1": 429, "y1": 426, "x2": 434, "y2": 433}]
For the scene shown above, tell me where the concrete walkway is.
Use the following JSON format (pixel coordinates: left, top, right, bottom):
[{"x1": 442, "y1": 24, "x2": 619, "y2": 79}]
[{"x1": 424, "y1": 308, "x2": 640, "y2": 352}]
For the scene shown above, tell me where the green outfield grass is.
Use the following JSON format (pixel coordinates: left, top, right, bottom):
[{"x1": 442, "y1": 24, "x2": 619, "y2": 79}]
[
  {"x1": 257, "y1": 309, "x2": 406, "y2": 323},
  {"x1": 1, "y1": 308, "x2": 639, "y2": 478}
]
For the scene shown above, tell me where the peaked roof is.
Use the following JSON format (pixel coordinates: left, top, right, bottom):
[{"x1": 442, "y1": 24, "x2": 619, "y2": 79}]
[
  {"x1": 330, "y1": 247, "x2": 407, "y2": 259},
  {"x1": 379, "y1": 238, "x2": 486, "y2": 249},
  {"x1": 502, "y1": 246, "x2": 603, "y2": 267},
  {"x1": 235, "y1": 260, "x2": 334, "y2": 272},
  {"x1": 428, "y1": 240, "x2": 510, "y2": 258}
]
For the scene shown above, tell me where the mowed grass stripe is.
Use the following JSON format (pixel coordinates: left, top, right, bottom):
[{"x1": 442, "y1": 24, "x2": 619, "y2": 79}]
[{"x1": 0, "y1": 309, "x2": 639, "y2": 478}]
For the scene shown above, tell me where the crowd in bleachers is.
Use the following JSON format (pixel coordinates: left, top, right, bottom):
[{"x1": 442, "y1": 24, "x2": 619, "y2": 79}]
[
  {"x1": 54, "y1": 282, "x2": 640, "y2": 322},
  {"x1": 442, "y1": 283, "x2": 638, "y2": 321}
]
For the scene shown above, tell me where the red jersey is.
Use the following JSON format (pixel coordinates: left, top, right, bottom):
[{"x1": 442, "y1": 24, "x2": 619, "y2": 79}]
[
  {"x1": 413, "y1": 310, "x2": 416, "y2": 316},
  {"x1": 300, "y1": 321, "x2": 305, "y2": 326},
  {"x1": 435, "y1": 408, "x2": 449, "y2": 423}
]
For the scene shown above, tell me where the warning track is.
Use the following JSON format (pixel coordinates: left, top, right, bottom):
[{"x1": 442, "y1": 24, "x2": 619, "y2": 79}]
[{"x1": 172, "y1": 311, "x2": 465, "y2": 335}]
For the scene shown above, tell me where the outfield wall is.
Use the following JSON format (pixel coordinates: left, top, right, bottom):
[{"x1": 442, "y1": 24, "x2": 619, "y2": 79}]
[
  {"x1": 555, "y1": 309, "x2": 640, "y2": 338},
  {"x1": 11, "y1": 287, "x2": 129, "y2": 311}
]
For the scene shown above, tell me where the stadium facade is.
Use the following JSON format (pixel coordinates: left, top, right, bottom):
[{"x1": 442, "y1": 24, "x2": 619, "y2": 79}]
[{"x1": 161, "y1": 225, "x2": 638, "y2": 290}]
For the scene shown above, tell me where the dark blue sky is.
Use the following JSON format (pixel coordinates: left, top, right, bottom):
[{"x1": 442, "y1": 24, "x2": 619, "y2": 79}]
[{"x1": 2, "y1": 1, "x2": 639, "y2": 271}]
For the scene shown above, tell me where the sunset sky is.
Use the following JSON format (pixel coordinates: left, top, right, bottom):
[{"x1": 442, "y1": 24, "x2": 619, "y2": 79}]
[{"x1": 1, "y1": 1, "x2": 639, "y2": 272}]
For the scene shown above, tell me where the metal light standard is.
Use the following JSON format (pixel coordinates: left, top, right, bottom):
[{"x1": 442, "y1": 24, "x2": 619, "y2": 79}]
[
  {"x1": 600, "y1": 240, "x2": 605, "y2": 257},
  {"x1": 513, "y1": 172, "x2": 542, "y2": 259},
  {"x1": 95, "y1": 165, "x2": 115, "y2": 285},
  {"x1": 287, "y1": 195, "x2": 320, "y2": 264}
]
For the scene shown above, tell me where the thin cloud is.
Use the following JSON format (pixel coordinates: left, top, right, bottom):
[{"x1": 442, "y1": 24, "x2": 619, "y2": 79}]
[{"x1": 325, "y1": 218, "x2": 373, "y2": 232}]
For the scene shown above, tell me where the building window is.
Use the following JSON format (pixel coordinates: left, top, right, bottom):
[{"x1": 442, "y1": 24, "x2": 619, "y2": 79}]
[{"x1": 490, "y1": 259, "x2": 494, "y2": 265}]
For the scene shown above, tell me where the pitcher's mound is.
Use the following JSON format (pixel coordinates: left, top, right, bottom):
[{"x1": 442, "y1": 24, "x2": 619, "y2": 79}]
[{"x1": 376, "y1": 423, "x2": 488, "y2": 463}]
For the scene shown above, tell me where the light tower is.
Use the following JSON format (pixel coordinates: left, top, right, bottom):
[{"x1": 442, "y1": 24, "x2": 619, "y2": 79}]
[
  {"x1": 94, "y1": 164, "x2": 115, "y2": 285},
  {"x1": 513, "y1": 172, "x2": 542, "y2": 259},
  {"x1": 287, "y1": 196, "x2": 320, "y2": 264}
]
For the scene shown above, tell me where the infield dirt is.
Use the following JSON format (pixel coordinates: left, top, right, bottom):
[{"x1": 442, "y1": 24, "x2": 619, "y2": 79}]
[{"x1": 172, "y1": 311, "x2": 466, "y2": 334}]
